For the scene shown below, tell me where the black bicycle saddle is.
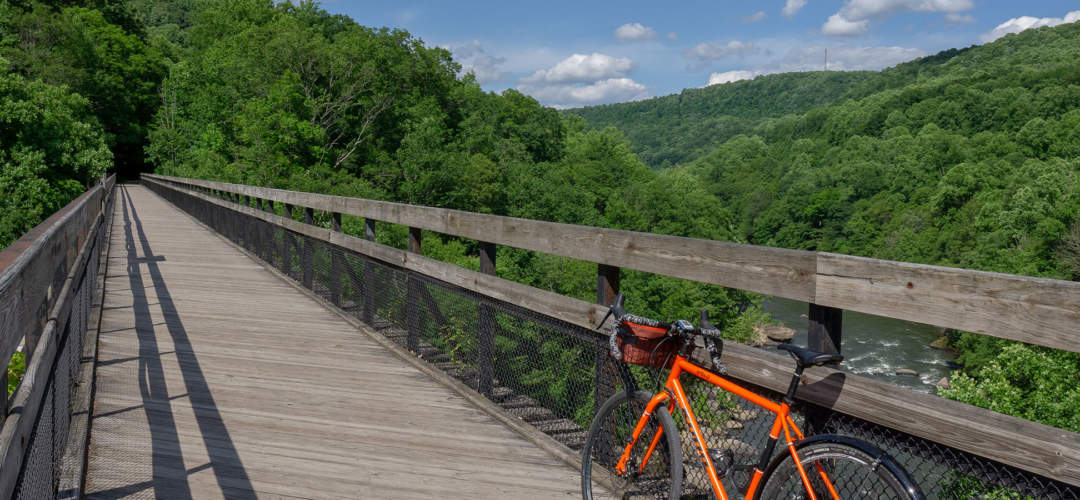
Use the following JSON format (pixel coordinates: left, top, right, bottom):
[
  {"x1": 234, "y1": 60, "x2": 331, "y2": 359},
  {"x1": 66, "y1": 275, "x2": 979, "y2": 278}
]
[{"x1": 778, "y1": 344, "x2": 843, "y2": 367}]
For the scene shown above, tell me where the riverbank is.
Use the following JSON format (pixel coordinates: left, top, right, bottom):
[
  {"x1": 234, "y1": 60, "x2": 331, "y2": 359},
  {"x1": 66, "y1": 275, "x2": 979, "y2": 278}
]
[{"x1": 761, "y1": 297, "x2": 957, "y2": 394}]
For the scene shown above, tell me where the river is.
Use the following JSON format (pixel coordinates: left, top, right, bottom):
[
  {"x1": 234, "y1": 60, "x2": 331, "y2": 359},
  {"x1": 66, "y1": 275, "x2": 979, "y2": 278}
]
[{"x1": 761, "y1": 297, "x2": 957, "y2": 394}]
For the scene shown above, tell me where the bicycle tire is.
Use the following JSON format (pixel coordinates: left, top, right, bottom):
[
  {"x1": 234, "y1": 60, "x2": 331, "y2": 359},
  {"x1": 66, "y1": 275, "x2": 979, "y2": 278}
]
[
  {"x1": 755, "y1": 435, "x2": 924, "y2": 500},
  {"x1": 581, "y1": 390, "x2": 683, "y2": 500}
]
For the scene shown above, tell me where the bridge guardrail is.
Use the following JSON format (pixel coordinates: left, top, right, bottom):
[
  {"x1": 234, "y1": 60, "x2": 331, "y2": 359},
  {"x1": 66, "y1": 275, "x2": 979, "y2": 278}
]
[
  {"x1": 144, "y1": 174, "x2": 1080, "y2": 499},
  {"x1": 0, "y1": 174, "x2": 115, "y2": 498}
]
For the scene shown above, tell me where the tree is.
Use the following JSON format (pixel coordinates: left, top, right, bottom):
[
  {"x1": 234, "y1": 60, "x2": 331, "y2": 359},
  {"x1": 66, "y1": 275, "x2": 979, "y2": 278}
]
[{"x1": 0, "y1": 60, "x2": 111, "y2": 246}]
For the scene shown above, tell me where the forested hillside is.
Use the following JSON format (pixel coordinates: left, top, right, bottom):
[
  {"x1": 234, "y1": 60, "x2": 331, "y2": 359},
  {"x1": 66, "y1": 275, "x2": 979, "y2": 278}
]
[
  {"x1": 575, "y1": 22, "x2": 1080, "y2": 430},
  {"x1": 569, "y1": 71, "x2": 878, "y2": 168},
  {"x1": 3, "y1": 0, "x2": 1078, "y2": 431}
]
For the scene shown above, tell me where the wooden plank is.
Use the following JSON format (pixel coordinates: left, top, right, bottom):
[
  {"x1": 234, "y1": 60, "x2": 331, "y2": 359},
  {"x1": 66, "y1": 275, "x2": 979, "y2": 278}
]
[
  {"x1": 85, "y1": 185, "x2": 592, "y2": 499},
  {"x1": 144, "y1": 177, "x2": 1080, "y2": 486},
  {"x1": 815, "y1": 252, "x2": 1080, "y2": 353}
]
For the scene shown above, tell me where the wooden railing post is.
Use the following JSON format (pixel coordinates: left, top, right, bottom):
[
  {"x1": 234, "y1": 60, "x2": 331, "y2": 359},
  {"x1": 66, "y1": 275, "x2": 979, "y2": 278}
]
[
  {"x1": 362, "y1": 219, "x2": 376, "y2": 324},
  {"x1": 477, "y1": 242, "x2": 496, "y2": 396},
  {"x1": 264, "y1": 200, "x2": 275, "y2": 264},
  {"x1": 303, "y1": 207, "x2": 314, "y2": 289},
  {"x1": 283, "y1": 204, "x2": 293, "y2": 278},
  {"x1": 806, "y1": 303, "x2": 842, "y2": 434},
  {"x1": 254, "y1": 198, "x2": 264, "y2": 259},
  {"x1": 595, "y1": 264, "x2": 621, "y2": 411},
  {"x1": 331, "y1": 213, "x2": 342, "y2": 306},
  {"x1": 808, "y1": 304, "x2": 842, "y2": 356},
  {"x1": 406, "y1": 227, "x2": 422, "y2": 353}
]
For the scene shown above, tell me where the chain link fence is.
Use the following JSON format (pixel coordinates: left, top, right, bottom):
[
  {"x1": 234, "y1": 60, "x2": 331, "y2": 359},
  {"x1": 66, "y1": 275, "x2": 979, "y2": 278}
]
[
  {"x1": 5, "y1": 181, "x2": 112, "y2": 499},
  {"x1": 148, "y1": 180, "x2": 1080, "y2": 500}
]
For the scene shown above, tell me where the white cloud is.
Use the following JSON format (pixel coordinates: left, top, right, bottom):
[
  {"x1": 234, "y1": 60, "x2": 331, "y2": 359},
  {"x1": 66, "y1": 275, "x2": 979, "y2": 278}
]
[
  {"x1": 516, "y1": 54, "x2": 648, "y2": 108},
  {"x1": 519, "y1": 78, "x2": 649, "y2": 108},
  {"x1": 823, "y1": 0, "x2": 973, "y2": 35},
  {"x1": 447, "y1": 41, "x2": 508, "y2": 84},
  {"x1": 783, "y1": 0, "x2": 807, "y2": 18},
  {"x1": 839, "y1": 0, "x2": 972, "y2": 20},
  {"x1": 945, "y1": 13, "x2": 975, "y2": 23},
  {"x1": 666, "y1": 32, "x2": 678, "y2": 41},
  {"x1": 708, "y1": 70, "x2": 761, "y2": 86},
  {"x1": 743, "y1": 11, "x2": 766, "y2": 23},
  {"x1": 614, "y1": 22, "x2": 658, "y2": 42},
  {"x1": 520, "y1": 53, "x2": 634, "y2": 84},
  {"x1": 683, "y1": 41, "x2": 759, "y2": 66},
  {"x1": 823, "y1": 13, "x2": 870, "y2": 35},
  {"x1": 980, "y1": 10, "x2": 1080, "y2": 43}
]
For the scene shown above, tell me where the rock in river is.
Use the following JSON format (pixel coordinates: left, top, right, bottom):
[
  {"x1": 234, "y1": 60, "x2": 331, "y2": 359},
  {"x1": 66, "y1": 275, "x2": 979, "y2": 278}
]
[{"x1": 759, "y1": 324, "x2": 796, "y2": 342}]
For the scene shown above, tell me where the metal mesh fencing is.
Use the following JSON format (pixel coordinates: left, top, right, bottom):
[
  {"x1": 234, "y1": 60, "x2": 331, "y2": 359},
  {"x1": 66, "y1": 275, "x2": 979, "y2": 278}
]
[
  {"x1": 147, "y1": 180, "x2": 1080, "y2": 500},
  {"x1": 12, "y1": 190, "x2": 108, "y2": 499}
]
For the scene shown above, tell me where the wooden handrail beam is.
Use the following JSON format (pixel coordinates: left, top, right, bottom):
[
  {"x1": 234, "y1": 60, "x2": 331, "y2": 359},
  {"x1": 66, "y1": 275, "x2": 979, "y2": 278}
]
[{"x1": 142, "y1": 174, "x2": 1080, "y2": 355}]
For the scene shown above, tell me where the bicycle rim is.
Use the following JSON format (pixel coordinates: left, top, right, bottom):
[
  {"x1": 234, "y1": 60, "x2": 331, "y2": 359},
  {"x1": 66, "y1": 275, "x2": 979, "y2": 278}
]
[
  {"x1": 581, "y1": 390, "x2": 683, "y2": 500},
  {"x1": 758, "y1": 441, "x2": 915, "y2": 500}
]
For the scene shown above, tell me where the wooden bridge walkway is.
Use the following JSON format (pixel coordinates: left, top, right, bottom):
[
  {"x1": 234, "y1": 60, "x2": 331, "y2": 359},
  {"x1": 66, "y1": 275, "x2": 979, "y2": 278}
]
[{"x1": 84, "y1": 185, "x2": 588, "y2": 499}]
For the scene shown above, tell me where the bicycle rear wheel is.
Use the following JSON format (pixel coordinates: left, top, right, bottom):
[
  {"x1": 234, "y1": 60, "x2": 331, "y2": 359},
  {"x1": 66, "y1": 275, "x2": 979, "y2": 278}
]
[
  {"x1": 581, "y1": 390, "x2": 683, "y2": 500},
  {"x1": 756, "y1": 436, "x2": 924, "y2": 500}
]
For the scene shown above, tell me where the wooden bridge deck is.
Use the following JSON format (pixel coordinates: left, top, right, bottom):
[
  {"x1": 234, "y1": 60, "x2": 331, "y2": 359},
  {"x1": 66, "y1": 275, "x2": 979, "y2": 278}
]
[{"x1": 84, "y1": 185, "x2": 587, "y2": 499}]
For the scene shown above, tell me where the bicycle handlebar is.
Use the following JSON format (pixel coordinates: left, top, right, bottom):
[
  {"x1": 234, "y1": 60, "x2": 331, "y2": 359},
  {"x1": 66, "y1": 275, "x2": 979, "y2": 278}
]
[
  {"x1": 605, "y1": 293, "x2": 725, "y2": 366},
  {"x1": 607, "y1": 293, "x2": 723, "y2": 338}
]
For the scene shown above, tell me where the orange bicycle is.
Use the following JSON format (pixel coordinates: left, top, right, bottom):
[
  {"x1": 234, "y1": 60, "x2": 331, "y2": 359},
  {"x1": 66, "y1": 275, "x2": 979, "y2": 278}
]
[{"x1": 581, "y1": 294, "x2": 924, "y2": 500}]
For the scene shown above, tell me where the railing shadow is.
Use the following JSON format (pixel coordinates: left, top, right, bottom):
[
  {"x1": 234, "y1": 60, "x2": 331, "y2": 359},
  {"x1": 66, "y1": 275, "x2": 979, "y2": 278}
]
[{"x1": 90, "y1": 186, "x2": 254, "y2": 499}]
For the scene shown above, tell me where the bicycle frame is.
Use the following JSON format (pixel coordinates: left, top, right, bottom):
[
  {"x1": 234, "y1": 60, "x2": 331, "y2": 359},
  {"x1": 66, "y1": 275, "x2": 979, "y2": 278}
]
[{"x1": 613, "y1": 354, "x2": 835, "y2": 500}]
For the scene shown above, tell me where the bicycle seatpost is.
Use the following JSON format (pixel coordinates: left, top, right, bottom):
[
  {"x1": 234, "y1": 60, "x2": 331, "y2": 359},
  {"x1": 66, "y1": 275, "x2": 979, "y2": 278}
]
[{"x1": 783, "y1": 364, "x2": 806, "y2": 405}]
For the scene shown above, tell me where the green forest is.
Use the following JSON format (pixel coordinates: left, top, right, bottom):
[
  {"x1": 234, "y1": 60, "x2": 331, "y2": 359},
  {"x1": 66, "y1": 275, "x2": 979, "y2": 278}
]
[{"x1": 2, "y1": 0, "x2": 1078, "y2": 433}]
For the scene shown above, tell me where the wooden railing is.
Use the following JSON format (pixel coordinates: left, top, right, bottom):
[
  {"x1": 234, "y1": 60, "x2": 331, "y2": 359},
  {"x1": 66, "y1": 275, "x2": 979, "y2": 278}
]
[
  {"x1": 0, "y1": 174, "x2": 115, "y2": 497},
  {"x1": 144, "y1": 173, "x2": 1080, "y2": 488}
]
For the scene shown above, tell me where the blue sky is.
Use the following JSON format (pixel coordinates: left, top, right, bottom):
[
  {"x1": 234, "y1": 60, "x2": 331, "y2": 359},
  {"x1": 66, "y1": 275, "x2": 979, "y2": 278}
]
[{"x1": 320, "y1": 1, "x2": 1080, "y2": 108}]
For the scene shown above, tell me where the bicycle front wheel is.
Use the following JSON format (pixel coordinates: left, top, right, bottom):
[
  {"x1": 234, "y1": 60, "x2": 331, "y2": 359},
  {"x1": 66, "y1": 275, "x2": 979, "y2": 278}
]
[
  {"x1": 581, "y1": 390, "x2": 683, "y2": 500},
  {"x1": 756, "y1": 436, "x2": 924, "y2": 500}
]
